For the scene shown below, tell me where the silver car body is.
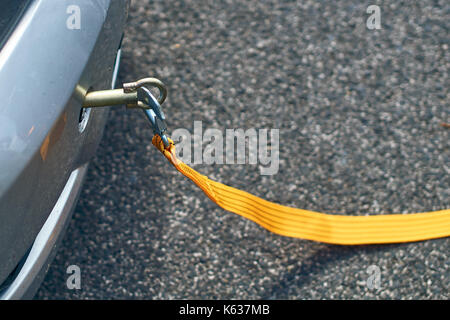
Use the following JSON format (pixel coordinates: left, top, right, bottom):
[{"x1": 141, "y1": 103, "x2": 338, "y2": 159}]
[{"x1": 0, "y1": 0, "x2": 129, "y2": 298}]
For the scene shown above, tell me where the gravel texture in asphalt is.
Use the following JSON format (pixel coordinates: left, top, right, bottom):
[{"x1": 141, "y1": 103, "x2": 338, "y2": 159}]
[{"x1": 36, "y1": 0, "x2": 448, "y2": 299}]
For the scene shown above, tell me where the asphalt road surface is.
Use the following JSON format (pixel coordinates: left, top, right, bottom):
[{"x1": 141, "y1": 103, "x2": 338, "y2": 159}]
[{"x1": 36, "y1": 0, "x2": 449, "y2": 299}]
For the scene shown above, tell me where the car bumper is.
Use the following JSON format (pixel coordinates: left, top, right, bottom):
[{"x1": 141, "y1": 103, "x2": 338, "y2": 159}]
[
  {"x1": 0, "y1": 0, "x2": 128, "y2": 298},
  {"x1": 0, "y1": 164, "x2": 88, "y2": 299}
]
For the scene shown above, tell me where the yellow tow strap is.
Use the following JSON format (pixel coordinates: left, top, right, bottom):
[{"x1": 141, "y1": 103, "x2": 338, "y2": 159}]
[{"x1": 152, "y1": 135, "x2": 450, "y2": 245}]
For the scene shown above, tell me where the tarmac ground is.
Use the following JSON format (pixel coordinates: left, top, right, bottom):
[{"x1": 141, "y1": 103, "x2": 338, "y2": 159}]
[{"x1": 36, "y1": 0, "x2": 449, "y2": 299}]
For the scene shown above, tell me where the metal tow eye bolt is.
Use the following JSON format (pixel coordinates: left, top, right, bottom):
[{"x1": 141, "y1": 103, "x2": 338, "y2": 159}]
[
  {"x1": 82, "y1": 77, "x2": 170, "y2": 148},
  {"x1": 82, "y1": 77, "x2": 167, "y2": 109}
]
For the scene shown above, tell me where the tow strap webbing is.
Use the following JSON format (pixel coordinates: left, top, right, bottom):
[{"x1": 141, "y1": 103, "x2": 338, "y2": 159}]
[{"x1": 152, "y1": 135, "x2": 450, "y2": 245}]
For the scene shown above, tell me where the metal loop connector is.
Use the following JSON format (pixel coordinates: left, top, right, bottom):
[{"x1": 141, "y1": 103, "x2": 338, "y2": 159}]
[{"x1": 139, "y1": 87, "x2": 170, "y2": 148}]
